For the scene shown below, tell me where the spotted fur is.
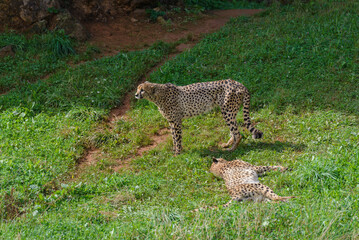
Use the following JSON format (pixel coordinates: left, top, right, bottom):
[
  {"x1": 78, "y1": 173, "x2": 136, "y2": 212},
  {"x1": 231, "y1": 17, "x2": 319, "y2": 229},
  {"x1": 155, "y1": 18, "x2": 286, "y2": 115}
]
[
  {"x1": 194, "y1": 157, "x2": 295, "y2": 211},
  {"x1": 135, "y1": 79, "x2": 263, "y2": 155}
]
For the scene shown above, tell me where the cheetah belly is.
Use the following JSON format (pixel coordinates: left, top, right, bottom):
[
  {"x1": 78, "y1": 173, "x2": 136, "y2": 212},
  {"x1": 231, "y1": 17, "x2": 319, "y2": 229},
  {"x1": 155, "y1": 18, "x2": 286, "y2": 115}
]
[
  {"x1": 249, "y1": 194, "x2": 268, "y2": 202},
  {"x1": 224, "y1": 168, "x2": 259, "y2": 190},
  {"x1": 180, "y1": 93, "x2": 216, "y2": 118}
]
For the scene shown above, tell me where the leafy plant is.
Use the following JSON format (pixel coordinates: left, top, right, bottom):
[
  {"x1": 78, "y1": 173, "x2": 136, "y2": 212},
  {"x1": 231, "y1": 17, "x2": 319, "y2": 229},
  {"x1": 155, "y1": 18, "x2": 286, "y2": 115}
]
[
  {"x1": 47, "y1": 7, "x2": 60, "y2": 14},
  {"x1": 46, "y1": 30, "x2": 75, "y2": 57},
  {"x1": 146, "y1": 9, "x2": 166, "y2": 22}
]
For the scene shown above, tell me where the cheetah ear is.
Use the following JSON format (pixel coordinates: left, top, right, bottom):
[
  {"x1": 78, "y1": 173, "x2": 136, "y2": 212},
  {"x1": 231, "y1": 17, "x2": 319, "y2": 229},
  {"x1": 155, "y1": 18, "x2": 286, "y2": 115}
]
[
  {"x1": 149, "y1": 85, "x2": 156, "y2": 94},
  {"x1": 212, "y1": 157, "x2": 219, "y2": 163},
  {"x1": 143, "y1": 83, "x2": 155, "y2": 94}
]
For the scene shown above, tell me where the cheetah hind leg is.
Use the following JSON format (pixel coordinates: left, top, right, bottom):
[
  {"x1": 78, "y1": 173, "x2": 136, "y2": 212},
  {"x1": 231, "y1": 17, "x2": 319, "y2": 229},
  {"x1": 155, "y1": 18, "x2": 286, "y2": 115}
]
[
  {"x1": 220, "y1": 136, "x2": 242, "y2": 151},
  {"x1": 221, "y1": 134, "x2": 234, "y2": 148},
  {"x1": 273, "y1": 196, "x2": 297, "y2": 202},
  {"x1": 259, "y1": 184, "x2": 296, "y2": 202},
  {"x1": 220, "y1": 109, "x2": 241, "y2": 151}
]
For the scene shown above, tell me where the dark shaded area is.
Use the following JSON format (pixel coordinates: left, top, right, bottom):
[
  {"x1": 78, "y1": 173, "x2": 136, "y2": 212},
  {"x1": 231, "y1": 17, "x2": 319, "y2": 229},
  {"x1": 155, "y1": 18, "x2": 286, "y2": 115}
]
[
  {"x1": 0, "y1": 0, "x2": 257, "y2": 31},
  {"x1": 197, "y1": 141, "x2": 306, "y2": 159}
]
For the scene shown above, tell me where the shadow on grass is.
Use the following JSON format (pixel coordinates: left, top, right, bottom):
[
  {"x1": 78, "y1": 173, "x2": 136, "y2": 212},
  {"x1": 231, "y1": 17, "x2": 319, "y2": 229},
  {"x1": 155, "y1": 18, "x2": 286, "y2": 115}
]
[{"x1": 194, "y1": 141, "x2": 306, "y2": 160}]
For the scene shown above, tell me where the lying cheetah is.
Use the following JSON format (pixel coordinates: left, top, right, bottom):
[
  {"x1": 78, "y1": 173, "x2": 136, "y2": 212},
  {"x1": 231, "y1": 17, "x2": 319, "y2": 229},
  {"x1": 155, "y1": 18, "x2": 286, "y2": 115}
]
[
  {"x1": 211, "y1": 157, "x2": 295, "y2": 204},
  {"x1": 194, "y1": 157, "x2": 295, "y2": 211},
  {"x1": 135, "y1": 79, "x2": 263, "y2": 155}
]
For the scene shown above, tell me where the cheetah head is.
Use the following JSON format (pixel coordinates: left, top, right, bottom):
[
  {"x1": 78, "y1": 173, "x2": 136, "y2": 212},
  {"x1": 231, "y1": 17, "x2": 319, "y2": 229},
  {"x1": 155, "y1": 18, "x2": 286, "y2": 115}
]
[
  {"x1": 210, "y1": 157, "x2": 228, "y2": 178},
  {"x1": 135, "y1": 81, "x2": 154, "y2": 100}
]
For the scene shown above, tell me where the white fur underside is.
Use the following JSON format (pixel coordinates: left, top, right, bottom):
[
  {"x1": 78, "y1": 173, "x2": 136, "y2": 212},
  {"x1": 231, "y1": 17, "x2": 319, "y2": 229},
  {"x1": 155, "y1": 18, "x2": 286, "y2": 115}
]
[{"x1": 224, "y1": 168, "x2": 259, "y2": 189}]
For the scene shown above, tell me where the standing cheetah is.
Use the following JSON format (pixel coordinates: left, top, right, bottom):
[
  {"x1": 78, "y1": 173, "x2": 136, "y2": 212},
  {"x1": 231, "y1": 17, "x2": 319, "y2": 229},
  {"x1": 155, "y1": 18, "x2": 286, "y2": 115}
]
[
  {"x1": 194, "y1": 157, "x2": 295, "y2": 211},
  {"x1": 135, "y1": 79, "x2": 263, "y2": 155}
]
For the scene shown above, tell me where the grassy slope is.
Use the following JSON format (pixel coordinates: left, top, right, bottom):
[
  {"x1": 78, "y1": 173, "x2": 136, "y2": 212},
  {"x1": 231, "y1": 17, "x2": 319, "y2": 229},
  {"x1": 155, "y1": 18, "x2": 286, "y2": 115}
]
[
  {"x1": 1, "y1": 0, "x2": 359, "y2": 239},
  {"x1": 0, "y1": 42, "x2": 171, "y2": 218},
  {"x1": 0, "y1": 31, "x2": 95, "y2": 92}
]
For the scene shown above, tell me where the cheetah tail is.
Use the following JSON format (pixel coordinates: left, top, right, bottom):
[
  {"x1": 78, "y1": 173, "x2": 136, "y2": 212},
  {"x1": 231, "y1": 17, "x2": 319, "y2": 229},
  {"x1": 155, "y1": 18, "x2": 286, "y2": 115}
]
[{"x1": 242, "y1": 88, "x2": 263, "y2": 139}]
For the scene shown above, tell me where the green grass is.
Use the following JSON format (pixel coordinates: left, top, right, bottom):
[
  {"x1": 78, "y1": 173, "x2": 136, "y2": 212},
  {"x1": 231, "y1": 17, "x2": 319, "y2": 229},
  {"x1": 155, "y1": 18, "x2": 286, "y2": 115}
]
[
  {"x1": 0, "y1": 30, "x2": 86, "y2": 92},
  {"x1": 152, "y1": 1, "x2": 359, "y2": 114},
  {"x1": 1, "y1": 0, "x2": 359, "y2": 239},
  {"x1": 1, "y1": 108, "x2": 358, "y2": 239},
  {"x1": 0, "y1": 42, "x2": 172, "y2": 219}
]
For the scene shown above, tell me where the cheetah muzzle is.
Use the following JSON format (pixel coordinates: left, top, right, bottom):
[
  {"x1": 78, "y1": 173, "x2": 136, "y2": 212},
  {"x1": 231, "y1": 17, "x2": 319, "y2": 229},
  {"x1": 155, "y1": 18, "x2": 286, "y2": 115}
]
[{"x1": 135, "y1": 80, "x2": 263, "y2": 155}]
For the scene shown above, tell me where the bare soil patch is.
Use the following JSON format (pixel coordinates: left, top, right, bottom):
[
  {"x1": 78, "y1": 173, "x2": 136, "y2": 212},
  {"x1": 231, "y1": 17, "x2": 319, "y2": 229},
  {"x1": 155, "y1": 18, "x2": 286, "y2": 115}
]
[
  {"x1": 137, "y1": 128, "x2": 170, "y2": 156},
  {"x1": 113, "y1": 128, "x2": 170, "y2": 172},
  {"x1": 84, "y1": 9, "x2": 263, "y2": 55},
  {"x1": 71, "y1": 148, "x2": 101, "y2": 180}
]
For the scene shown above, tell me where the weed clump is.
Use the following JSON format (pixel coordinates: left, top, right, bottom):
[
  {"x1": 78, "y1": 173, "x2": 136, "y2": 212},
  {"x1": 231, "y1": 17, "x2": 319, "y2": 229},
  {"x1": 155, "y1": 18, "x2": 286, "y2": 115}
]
[{"x1": 0, "y1": 188, "x2": 20, "y2": 220}]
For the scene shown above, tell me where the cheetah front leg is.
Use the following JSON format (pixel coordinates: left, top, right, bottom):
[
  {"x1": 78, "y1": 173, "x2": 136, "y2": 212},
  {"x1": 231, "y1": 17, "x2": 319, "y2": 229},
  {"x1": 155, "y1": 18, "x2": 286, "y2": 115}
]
[
  {"x1": 169, "y1": 120, "x2": 182, "y2": 155},
  {"x1": 253, "y1": 165, "x2": 288, "y2": 176},
  {"x1": 220, "y1": 109, "x2": 242, "y2": 151}
]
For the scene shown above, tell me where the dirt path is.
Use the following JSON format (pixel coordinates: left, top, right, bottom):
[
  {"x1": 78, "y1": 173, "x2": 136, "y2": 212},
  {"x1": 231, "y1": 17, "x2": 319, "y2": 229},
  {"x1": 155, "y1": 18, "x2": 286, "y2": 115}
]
[
  {"x1": 74, "y1": 8, "x2": 263, "y2": 176},
  {"x1": 84, "y1": 9, "x2": 262, "y2": 55},
  {"x1": 75, "y1": 54, "x2": 175, "y2": 176}
]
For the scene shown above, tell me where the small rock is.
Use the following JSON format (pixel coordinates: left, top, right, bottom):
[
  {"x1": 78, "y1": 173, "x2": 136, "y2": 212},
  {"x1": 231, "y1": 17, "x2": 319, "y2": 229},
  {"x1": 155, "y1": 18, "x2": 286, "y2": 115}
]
[
  {"x1": 54, "y1": 10, "x2": 89, "y2": 41},
  {"x1": 0, "y1": 45, "x2": 15, "y2": 58},
  {"x1": 20, "y1": 0, "x2": 60, "y2": 24},
  {"x1": 31, "y1": 19, "x2": 47, "y2": 33},
  {"x1": 132, "y1": 9, "x2": 146, "y2": 18},
  {"x1": 130, "y1": 17, "x2": 138, "y2": 23}
]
